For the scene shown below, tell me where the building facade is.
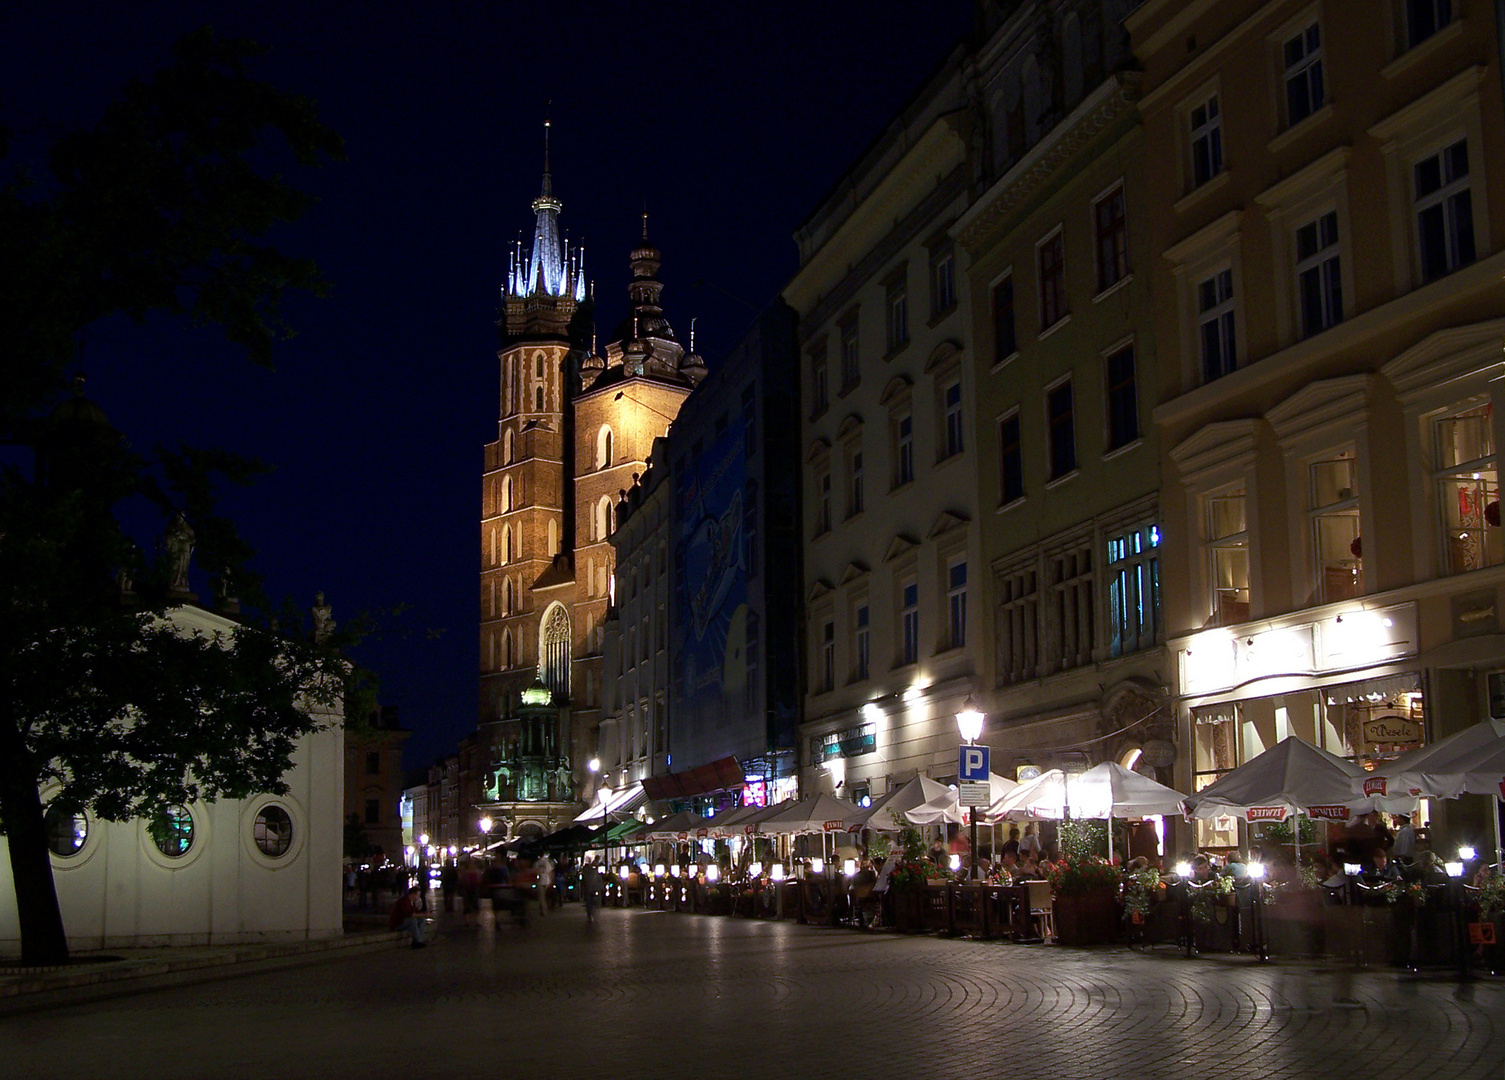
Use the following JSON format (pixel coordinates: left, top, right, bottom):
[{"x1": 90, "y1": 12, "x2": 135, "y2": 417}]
[
  {"x1": 342, "y1": 704, "x2": 410, "y2": 863},
  {"x1": 1129, "y1": 0, "x2": 1505, "y2": 849},
  {"x1": 477, "y1": 145, "x2": 703, "y2": 833}
]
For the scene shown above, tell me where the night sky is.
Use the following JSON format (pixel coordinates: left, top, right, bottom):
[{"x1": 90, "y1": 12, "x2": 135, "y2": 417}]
[{"x1": 5, "y1": 2, "x2": 973, "y2": 769}]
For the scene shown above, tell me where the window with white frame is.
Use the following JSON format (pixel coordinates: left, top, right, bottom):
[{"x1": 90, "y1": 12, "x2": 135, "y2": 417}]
[
  {"x1": 896, "y1": 412, "x2": 914, "y2": 487},
  {"x1": 1039, "y1": 230, "x2": 1067, "y2": 329},
  {"x1": 1105, "y1": 345, "x2": 1138, "y2": 451},
  {"x1": 1094, "y1": 185, "x2": 1129, "y2": 292},
  {"x1": 930, "y1": 243, "x2": 957, "y2": 316},
  {"x1": 1107, "y1": 521, "x2": 1160, "y2": 658},
  {"x1": 820, "y1": 620, "x2": 835, "y2": 693},
  {"x1": 999, "y1": 410, "x2": 1024, "y2": 505},
  {"x1": 943, "y1": 380, "x2": 964, "y2": 459},
  {"x1": 1282, "y1": 21, "x2": 1325, "y2": 128},
  {"x1": 1047, "y1": 380, "x2": 1076, "y2": 479},
  {"x1": 1189, "y1": 94, "x2": 1224, "y2": 188},
  {"x1": 847, "y1": 448, "x2": 865, "y2": 517},
  {"x1": 840, "y1": 314, "x2": 860, "y2": 393},
  {"x1": 1415, "y1": 139, "x2": 1475, "y2": 283},
  {"x1": 1047, "y1": 539, "x2": 1094, "y2": 671},
  {"x1": 900, "y1": 579, "x2": 919, "y2": 666},
  {"x1": 1433, "y1": 401, "x2": 1502, "y2": 575},
  {"x1": 816, "y1": 467, "x2": 832, "y2": 535},
  {"x1": 947, "y1": 559, "x2": 968, "y2": 649},
  {"x1": 854, "y1": 604, "x2": 871, "y2": 681},
  {"x1": 1207, "y1": 487, "x2": 1250, "y2": 625},
  {"x1": 993, "y1": 275, "x2": 1017, "y2": 363},
  {"x1": 886, "y1": 277, "x2": 909, "y2": 353},
  {"x1": 810, "y1": 347, "x2": 829, "y2": 415},
  {"x1": 1309, "y1": 453, "x2": 1361, "y2": 601},
  {"x1": 996, "y1": 562, "x2": 1038, "y2": 685},
  {"x1": 1198, "y1": 268, "x2": 1237, "y2": 383},
  {"x1": 1296, "y1": 211, "x2": 1343, "y2": 337}
]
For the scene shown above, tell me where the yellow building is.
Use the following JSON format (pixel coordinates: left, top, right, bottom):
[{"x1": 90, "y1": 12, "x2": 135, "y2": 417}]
[{"x1": 1129, "y1": 0, "x2": 1505, "y2": 850}]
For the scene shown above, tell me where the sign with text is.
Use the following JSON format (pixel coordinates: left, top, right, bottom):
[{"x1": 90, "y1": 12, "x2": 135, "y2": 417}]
[
  {"x1": 959, "y1": 782, "x2": 991, "y2": 808},
  {"x1": 958, "y1": 744, "x2": 989, "y2": 782}
]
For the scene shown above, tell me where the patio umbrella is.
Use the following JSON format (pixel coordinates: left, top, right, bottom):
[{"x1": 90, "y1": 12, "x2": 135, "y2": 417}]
[
  {"x1": 985, "y1": 763, "x2": 1186, "y2": 860},
  {"x1": 904, "y1": 789, "x2": 968, "y2": 827},
  {"x1": 1183, "y1": 736, "x2": 1415, "y2": 862},
  {"x1": 761, "y1": 793, "x2": 866, "y2": 835},
  {"x1": 1366, "y1": 717, "x2": 1505, "y2": 863},
  {"x1": 706, "y1": 803, "x2": 761, "y2": 839},
  {"x1": 850, "y1": 775, "x2": 954, "y2": 831}
]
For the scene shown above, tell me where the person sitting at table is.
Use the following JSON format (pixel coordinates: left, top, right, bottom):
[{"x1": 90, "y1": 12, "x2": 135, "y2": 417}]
[
  {"x1": 1189, "y1": 854, "x2": 1216, "y2": 882},
  {"x1": 1417, "y1": 851, "x2": 1450, "y2": 887},
  {"x1": 1362, "y1": 849, "x2": 1400, "y2": 883},
  {"x1": 1037, "y1": 857, "x2": 1056, "y2": 876},
  {"x1": 1019, "y1": 853, "x2": 1040, "y2": 878},
  {"x1": 998, "y1": 850, "x2": 1023, "y2": 882}
]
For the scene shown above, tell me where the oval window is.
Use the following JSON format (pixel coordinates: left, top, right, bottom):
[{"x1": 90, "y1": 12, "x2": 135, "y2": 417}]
[
  {"x1": 149, "y1": 805, "x2": 195, "y2": 858},
  {"x1": 254, "y1": 805, "x2": 294, "y2": 858},
  {"x1": 44, "y1": 804, "x2": 88, "y2": 857}
]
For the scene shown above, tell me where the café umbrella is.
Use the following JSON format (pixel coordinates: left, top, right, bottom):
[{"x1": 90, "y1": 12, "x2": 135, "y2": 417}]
[
  {"x1": 984, "y1": 763, "x2": 1186, "y2": 860},
  {"x1": 1364, "y1": 717, "x2": 1505, "y2": 864},
  {"x1": 850, "y1": 775, "x2": 954, "y2": 831}
]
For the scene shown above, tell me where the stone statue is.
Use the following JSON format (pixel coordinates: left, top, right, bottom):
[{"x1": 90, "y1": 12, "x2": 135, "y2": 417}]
[
  {"x1": 163, "y1": 513, "x2": 195, "y2": 596},
  {"x1": 310, "y1": 590, "x2": 335, "y2": 642}
]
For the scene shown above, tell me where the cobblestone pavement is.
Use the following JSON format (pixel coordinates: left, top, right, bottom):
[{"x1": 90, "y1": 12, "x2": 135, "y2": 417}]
[{"x1": 4, "y1": 907, "x2": 1503, "y2": 1080}]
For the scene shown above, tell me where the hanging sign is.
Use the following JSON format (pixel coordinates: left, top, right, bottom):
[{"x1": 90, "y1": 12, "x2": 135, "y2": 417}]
[
  {"x1": 1362, "y1": 714, "x2": 1422, "y2": 745},
  {"x1": 959, "y1": 782, "x2": 991, "y2": 807},
  {"x1": 1306, "y1": 805, "x2": 1351, "y2": 821},
  {"x1": 1246, "y1": 806, "x2": 1288, "y2": 822}
]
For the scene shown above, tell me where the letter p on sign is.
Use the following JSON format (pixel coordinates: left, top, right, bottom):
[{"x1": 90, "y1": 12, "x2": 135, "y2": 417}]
[{"x1": 959, "y1": 744, "x2": 989, "y2": 781}]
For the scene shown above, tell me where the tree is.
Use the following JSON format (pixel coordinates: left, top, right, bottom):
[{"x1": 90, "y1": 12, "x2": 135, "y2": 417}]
[{"x1": 0, "y1": 29, "x2": 347, "y2": 965}]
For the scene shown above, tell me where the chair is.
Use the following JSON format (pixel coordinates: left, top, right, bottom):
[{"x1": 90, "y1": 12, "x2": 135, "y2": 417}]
[{"x1": 1025, "y1": 880, "x2": 1055, "y2": 942}]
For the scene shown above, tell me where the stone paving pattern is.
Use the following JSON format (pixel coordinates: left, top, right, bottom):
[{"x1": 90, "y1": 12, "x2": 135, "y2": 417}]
[{"x1": 4, "y1": 906, "x2": 1503, "y2": 1079}]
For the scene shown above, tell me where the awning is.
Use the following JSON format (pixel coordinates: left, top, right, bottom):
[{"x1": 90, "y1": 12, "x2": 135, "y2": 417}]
[
  {"x1": 572, "y1": 782, "x2": 648, "y2": 824},
  {"x1": 640, "y1": 757, "x2": 743, "y2": 801}
]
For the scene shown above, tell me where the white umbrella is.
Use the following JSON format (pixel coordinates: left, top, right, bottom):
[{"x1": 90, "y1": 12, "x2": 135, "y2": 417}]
[
  {"x1": 905, "y1": 789, "x2": 968, "y2": 826},
  {"x1": 985, "y1": 763, "x2": 1186, "y2": 861},
  {"x1": 850, "y1": 775, "x2": 953, "y2": 831},
  {"x1": 761, "y1": 793, "x2": 866, "y2": 835},
  {"x1": 1367, "y1": 718, "x2": 1505, "y2": 864}
]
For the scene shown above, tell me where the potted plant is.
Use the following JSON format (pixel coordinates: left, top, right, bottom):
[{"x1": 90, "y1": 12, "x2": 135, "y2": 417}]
[{"x1": 1046, "y1": 855, "x2": 1121, "y2": 946}]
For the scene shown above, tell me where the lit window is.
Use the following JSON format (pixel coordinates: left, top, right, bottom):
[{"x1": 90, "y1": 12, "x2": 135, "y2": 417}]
[
  {"x1": 1309, "y1": 455, "x2": 1360, "y2": 601},
  {"x1": 1107, "y1": 521, "x2": 1160, "y2": 657},
  {"x1": 1296, "y1": 211, "x2": 1343, "y2": 337},
  {"x1": 1198, "y1": 268, "x2": 1237, "y2": 383},
  {"x1": 1189, "y1": 94, "x2": 1223, "y2": 188},
  {"x1": 44, "y1": 804, "x2": 87, "y2": 857},
  {"x1": 1282, "y1": 22, "x2": 1324, "y2": 127},
  {"x1": 1207, "y1": 489, "x2": 1250, "y2": 625},
  {"x1": 150, "y1": 805, "x2": 195, "y2": 858},
  {"x1": 1415, "y1": 139, "x2": 1475, "y2": 282},
  {"x1": 1433, "y1": 402, "x2": 1501, "y2": 575}
]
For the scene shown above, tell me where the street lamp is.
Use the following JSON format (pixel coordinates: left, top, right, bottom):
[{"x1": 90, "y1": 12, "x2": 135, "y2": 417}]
[
  {"x1": 478, "y1": 816, "x2": 493, "y2": 860},
  {"x1": 955, "y1": 697, "x2": 985, "y2": 879}
]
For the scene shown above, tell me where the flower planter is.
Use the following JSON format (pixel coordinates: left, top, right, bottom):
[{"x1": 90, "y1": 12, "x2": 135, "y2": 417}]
[
  {"x1": 1053, "y1": 888, "x2": 1118, "y2": 946},
  {"x1": 1264, "y1": 890, "x2": 1324, "y2": 958}
]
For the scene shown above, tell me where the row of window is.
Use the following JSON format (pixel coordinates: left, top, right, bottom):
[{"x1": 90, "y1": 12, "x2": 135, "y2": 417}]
[
  {"x1": 809, "y1": 247, "x2": 958, "y2": 415},
  {"x1": 44, "y1": 803, "x2": 295, "y2": 860},
  {"x1": 814, "y1": 559, "x2": 967, "y2": 694},
  {"x1": 1201, "y1": 399, "x2": 1497, "y2": 628}
]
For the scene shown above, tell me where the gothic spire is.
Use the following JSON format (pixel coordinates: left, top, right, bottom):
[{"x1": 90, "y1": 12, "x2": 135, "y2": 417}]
[{"x1": 505, "y1": 113, "x2": 584, "y2": 304}]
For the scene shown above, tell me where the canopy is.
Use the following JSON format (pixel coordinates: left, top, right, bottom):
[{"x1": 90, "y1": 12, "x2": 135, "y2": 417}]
[
  {"x1": 705, "y1": 803, "x2": 762, "y2": 839},
  {"x1": 619, "y1": 809, "x2": 705, "y2": 841},
  {"x1": 760, "y1": 793, "x2": 866, "y2": 835},
  {"x1": 985, "y1": 763, "x2": 1186, "y2": 822},
  {"x1": 1366, "y1": 718, "x2": 1505, "y2": 800},
  {"x1": 571, "y1": 782, "x2": 648, "y2": 824},
  {"x1": 904, "y1": 773, "x2": 1016, "y2": 826},
  {"x1": 729, "y1": 798, "x2": 798, "y2": 836},
  {"x1": 851, "y1": 776, "x2": 953, "y2": 831},
  {"x1": 1183, "y1": 735, "x2": 1414, "y2": 823}
]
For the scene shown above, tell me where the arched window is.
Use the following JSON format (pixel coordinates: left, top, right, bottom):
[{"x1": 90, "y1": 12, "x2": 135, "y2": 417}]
[
  {"x1": 502, "y1": 525, "x2": 513, "y2": 565},
  {"x1": 503, "y1": 577, "x2": 514, "y2": 615},
  {"x1": 501, "y1": 475, "x2": 513, "y2": 514},
  {"x1": 547, "y1": 518, "x2": 558, "y2": 557},
  {"x1": 503, "y1": 629, "x2": 515, "y2": 670},
  {"x1": 535, "y1": 353, "x2": 545, "y2": 378},
  {"x1": 539, "y1": 603, "x2": 571, "y2": 700},
  {"x1": 596, "y1": 426, "x2": 614, "y2": 470},
  {"x1": 535, "y1": 385, "x2": 545, "y2": 411},
  {"x1": 503, "y1": 427, "x2": 515, "y2": 464},
  {"x1": 596, "y1": 495, "x2": 613, "y2": 540}
]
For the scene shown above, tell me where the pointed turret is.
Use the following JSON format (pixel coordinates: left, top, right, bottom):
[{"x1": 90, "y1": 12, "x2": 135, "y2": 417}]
[{"x1": 499, "y1": 117, "x2": 581, "y2": 340}]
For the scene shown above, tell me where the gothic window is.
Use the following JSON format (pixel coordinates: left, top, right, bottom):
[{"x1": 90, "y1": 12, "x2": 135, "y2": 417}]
[
  {"x1": 535, "y1": 385, "x2": 545, "y2": 411},
  {"x1": 547, "y1": 518, "x2": 558, "y2": 557},
  {"x1": 501, "y1": 525, "x2": 513, "y2": 565},
  {"x1": 596, "y1": 495, "x2": 614, "y2": 541},
  {"x1": 503, "y1": 577, "x2": 514, "y2": 615},
  {"x1": 501, "y1": 475, "x2": 513, "y2": 513},
  {"x1": 540, "y1": 603, "x2": 571, "y2": 701},
  {"x1": 504, "y1": 428, "x2": 515, "y2": 464},
  {"x1": 596, "y1": 426, "x2": 614, "y2": 470}
]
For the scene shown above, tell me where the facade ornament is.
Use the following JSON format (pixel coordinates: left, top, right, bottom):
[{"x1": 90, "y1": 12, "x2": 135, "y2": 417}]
[
  {"x1": 163, "y1": 512, "x2": 195, "y2": 597},
  {"x1": 311, "y1": 590, "x2": 336, "y2": 642}
]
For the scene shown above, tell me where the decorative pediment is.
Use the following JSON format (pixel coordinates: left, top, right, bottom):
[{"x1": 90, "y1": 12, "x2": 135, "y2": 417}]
[
  {"x1": 923, "y1": 340, "x2": 965, "y2": 373},
  {"x1": 835, "y1": 413, "x2": 864, "y2": 440},
  {"x1": 804, "y1": 437, "x2": 832, "y2": 464},
  {"x1": 926, "y1": 510, "x2": 970, "y2": 540},
  {"x1": 838, "y1": 561, "x2": 871, "y2": 586},
  {"x1": 883, "y1": 534, "x2": 920, "y2": 563},
  {"x1": 879, "y1": 375, "x2": 914, "y2": 406},
  {"x1": 1266, "y1": 375, "x2": 1374, "y2": 445},
  {"x1": 1381, "y1": 319, "x2": 1505, "y2": 403},
  {"x1": 1168, "y1": 418, "x2": 1261, "y2": 484},
  {"x1": 806, "y1": 578, "x2": 834, "y2": 604}
]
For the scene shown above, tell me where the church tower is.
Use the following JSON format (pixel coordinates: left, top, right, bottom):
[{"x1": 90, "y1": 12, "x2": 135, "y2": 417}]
[{"x1": 479, "y1": 128, "x2": 704, "y2": 815}]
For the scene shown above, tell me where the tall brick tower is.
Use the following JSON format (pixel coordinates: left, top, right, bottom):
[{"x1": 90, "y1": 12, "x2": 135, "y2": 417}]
[{"x1": 479, "y1": 128, "x2": 704, "y2": 822}]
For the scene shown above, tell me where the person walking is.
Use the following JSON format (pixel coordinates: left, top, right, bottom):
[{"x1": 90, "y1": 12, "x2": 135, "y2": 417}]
[
  {"x1": 534, "y1": 854, "x2": 554, "y2": 916},
  {"x1": 582, "y1": 859, "x2": 601, "y2": 924}
]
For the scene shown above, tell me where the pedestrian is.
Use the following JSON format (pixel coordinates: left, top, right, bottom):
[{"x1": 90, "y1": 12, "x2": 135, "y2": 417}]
[
  {"x1": 461, "y1": 859, "x2": 483, "y2": 925},
  {"x1": 388, "y1": 885, "x2": 427, "y2": 948},
  {"x1": 535, "y1": 854, "x2": 554, "y2": 915},
  {"x1": 1391, "y1": 813, "x2": 1417, "y2": 861},
  {"x1": 582, "y1": 859, "x2": 601, "y2": 924}
]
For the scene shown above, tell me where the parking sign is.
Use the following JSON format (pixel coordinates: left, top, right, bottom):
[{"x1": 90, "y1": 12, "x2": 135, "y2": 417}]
[{"x1": 958, "y1": 744, "x2": 989, "y2": 781}]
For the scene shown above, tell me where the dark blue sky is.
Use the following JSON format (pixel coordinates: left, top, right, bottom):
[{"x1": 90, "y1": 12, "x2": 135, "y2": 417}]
[{"x1": 5, "y1": 1, "x2": 972, "y2": 768}]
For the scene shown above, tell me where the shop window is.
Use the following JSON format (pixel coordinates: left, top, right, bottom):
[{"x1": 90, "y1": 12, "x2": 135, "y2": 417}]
[
  {"x1": 1432, "y1": 401, "x2": 1502, "y2": 575},
  {"x1": 1309, "y1": 455, "x2": 1361, "y2": 601}
]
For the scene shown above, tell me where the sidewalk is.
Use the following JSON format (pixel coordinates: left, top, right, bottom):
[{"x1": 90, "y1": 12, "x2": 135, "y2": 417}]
[{"x1": 0, "y1": 925, "x2": 411, "y2": 1015}]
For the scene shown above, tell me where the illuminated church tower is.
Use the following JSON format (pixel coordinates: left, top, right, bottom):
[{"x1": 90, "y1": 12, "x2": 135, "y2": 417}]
[{"x1": 479, "y1": 124, "x2": 703, "y2": 819}]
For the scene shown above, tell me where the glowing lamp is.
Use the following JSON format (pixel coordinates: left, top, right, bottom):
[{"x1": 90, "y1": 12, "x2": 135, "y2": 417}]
[
  {"x1": 810, "y1": 857, "x2": 825, "y2": 874},
  {"x1": 1173, "y1": 862, "x2": 1192, "y2": 878},
  {"x1": 1247, "y1": 863, "x2": 1266, "y2": 880},
  {"x1": 1446, "y1": 861, "x2": 1465, "y2": 878},
  {"x1": 1343, "y1": 863, "x2": 1361, "y2": 876},
  {"x1": 706, "y1": 864, "x2": 720, "y2": 882},
  {"x1": 955, "y1": 697, "x2": 985, "y2": 743},
  {"x1": 419, "y1": 834, "x2": 430, "y2": 847},
  {"x1": 749, "y1": 861, "x2": 763, "y2": 878},
  {"x1": 618, "y1": 866, "x2": 629, "y2": 881},
  {"x1": 670, "y1": 864, "x2": 681, "y2": 878},
  {"x1": 1459, "y1": 846, "x2": 1477, "y2": 862},
  {"x1": 588, "y1": 758, "x2": 600, "y2": 773},
  {"x1": 654, "y1": 863, "x2": 666, "y2": 878},
  {"x1": 843, "y1": 859, "x2": 857, "y2": 877},
  {"x1": 949, "y1": 854, "x2": 962, "y2": 872},
  {"x1": 770, "y1": 864, "x2": 786, "y2": 882}
]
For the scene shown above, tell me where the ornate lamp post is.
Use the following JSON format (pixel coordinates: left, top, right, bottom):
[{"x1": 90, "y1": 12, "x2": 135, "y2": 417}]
[
  {"x1": 956, "y1": 698, "x2": 985, "y2": 880},
  {"x1": 478, "y1": 816, "x2": 493, "y2": 861}
]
